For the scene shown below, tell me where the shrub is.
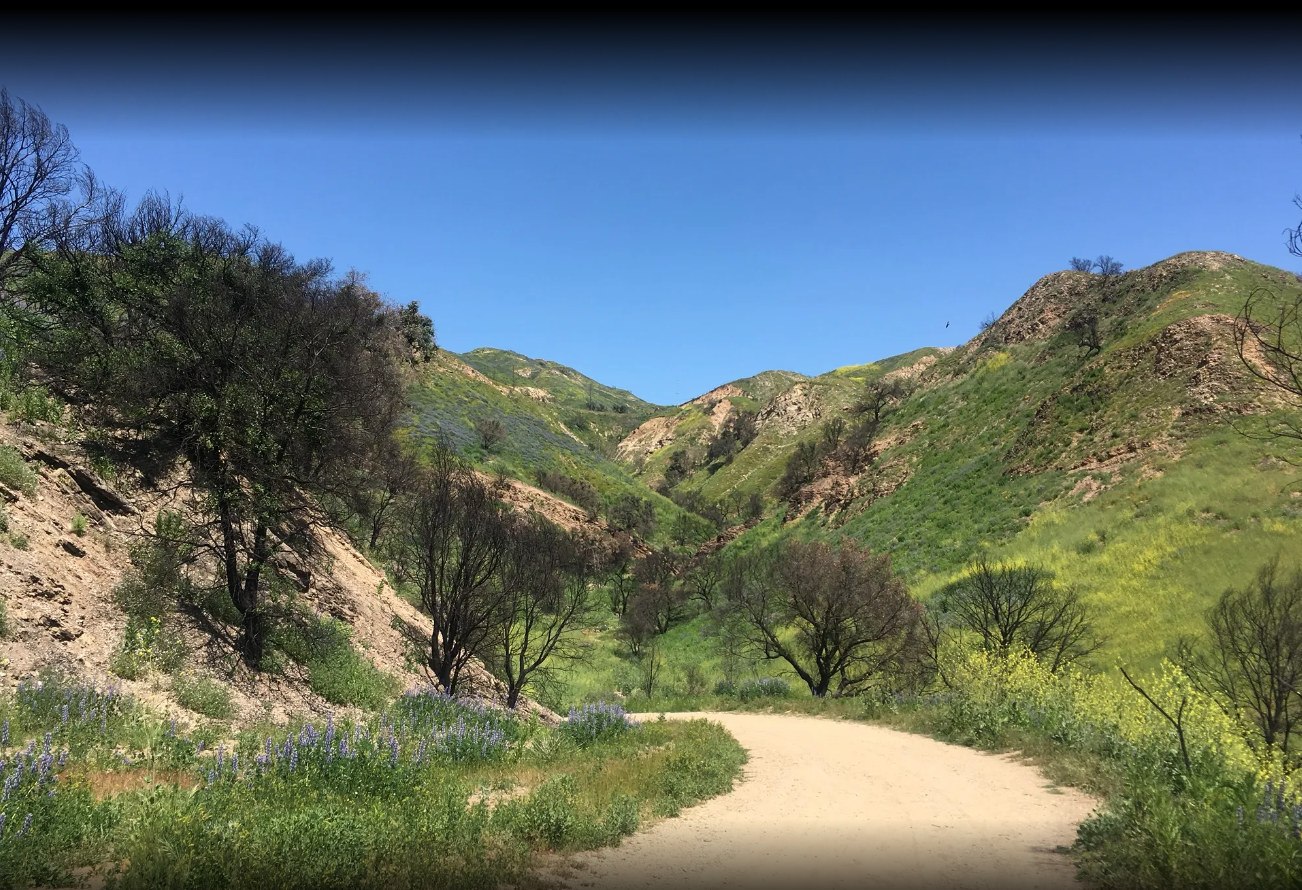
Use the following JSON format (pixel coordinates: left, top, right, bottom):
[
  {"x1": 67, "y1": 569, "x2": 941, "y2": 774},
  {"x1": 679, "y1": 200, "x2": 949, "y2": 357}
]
[
  {"x1": 308, "y1": 645, "x2": 399, "y2": 711},
  {"x1": 70, "y1": 513, "x2": 87, "y2": 537},
  {"x1": 0, "y1": 447, "x2": 36, "y2": 497},
  {"x1": 272, "y1": 612, "x2": 398, "y2": 709},
  {"x1": 0, "y1": 595, "x2": 7, "y2": 639},
  {"x1": 737, "y1": 677, "x2": 790, "y2": 701},
  {"x1": 560, "y1": 702, "x2": 638, "y2": 747},
  {"x1": 111, "y1": 614, "x2": 186, "y2": 678},
  {"x1": 8, "y1": 534, "x2": 27, "y2": 550},
  {"x1": 14, "y1": 386, "x2": 63, "y2": 425},
  {"x1": 503, "y1": 774, "x2": 581, "y2": 847},
  {"x1": 535, "y1": 470, "x2": 601, "y2": 518},
  {"x1": 173, "y1": 674, "x2": 236, "y2": 720},
  {"x1": 602, "y1": 793, "x2": 640, "y2": 842},
  {"x1": 680, "y1": 663, "x2": 708, "y2": 697}
]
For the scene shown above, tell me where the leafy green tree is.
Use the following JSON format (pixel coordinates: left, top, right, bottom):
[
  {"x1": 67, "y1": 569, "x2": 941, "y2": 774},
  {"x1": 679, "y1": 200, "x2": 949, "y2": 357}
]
[{"x1": 19, "y1": 195, "x2": 409, "y2": 665}]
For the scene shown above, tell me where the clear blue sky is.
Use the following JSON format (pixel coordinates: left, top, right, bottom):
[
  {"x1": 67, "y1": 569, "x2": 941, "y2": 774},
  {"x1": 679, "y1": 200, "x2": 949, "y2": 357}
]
[{"x1": 4, "y1": 18, "x2": 1300, "y2": 405}]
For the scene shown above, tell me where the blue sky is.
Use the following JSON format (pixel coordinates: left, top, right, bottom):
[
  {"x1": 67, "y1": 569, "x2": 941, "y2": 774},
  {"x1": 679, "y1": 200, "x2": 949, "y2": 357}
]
[{"x1": 4, "y1": 18, "x2": 1300, "y2": 405}]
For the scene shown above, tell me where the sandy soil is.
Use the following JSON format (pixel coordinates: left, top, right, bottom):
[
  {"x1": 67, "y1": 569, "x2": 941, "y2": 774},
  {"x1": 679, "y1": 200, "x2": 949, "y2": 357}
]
[{"x1": 544, "y1": 712, "x2": 1100, "y2": 890}]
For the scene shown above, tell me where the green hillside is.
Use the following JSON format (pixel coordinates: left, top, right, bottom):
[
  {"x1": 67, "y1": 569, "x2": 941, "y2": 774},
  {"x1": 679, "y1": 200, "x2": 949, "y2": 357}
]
[
  {"x1": 610, "y1": 251, "x2": 1302, "y2": 669},
  {"x1": 404, "y1": 351, "x2": 696, "y2": 546},
  {"x1": 458, "y1": 347, "x2": 659, "y2": 413}
]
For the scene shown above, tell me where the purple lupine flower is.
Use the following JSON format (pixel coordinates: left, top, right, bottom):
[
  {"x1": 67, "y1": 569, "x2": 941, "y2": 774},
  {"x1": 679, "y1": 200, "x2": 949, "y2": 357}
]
[
  {"x1": 1, "y1": 719, "x2": 7, "y2": 747},
  {"x1": 230, "y1": 753, "x2": 238, "y2": 776},
  {"x1": 18, "y1": 813, "x2": 30, "y2": 838},
  {"x1": 60, "y1": 704, "x2": 68, "y2": 724},
  {"x1": 324, "y1": 714, "x2": 335, "y2": 749},
  {"x1": 289, "y1": 745, "x2": 298, "y2": 772},
  {"x1": 338, "y1": 737, "x2": 347, "y2": 758},
  {"x1": 389, "y1": 736, "x2": 399, "y2": 767},
  {"x1": 216, "y1": 746, "x2": 224, "y2": 773},
  {"x1": 0, "y1": 812, "x2": 6, "y2": 836},
  {"x1": 168, "y1": 719, "x2": 176, "y2": 738},
  {"x1": 196, "y1": 741, "x2": 205, "y2": 754},
  {"x1": 57, "y1": 751, "x2": 67, "y2": 769}
]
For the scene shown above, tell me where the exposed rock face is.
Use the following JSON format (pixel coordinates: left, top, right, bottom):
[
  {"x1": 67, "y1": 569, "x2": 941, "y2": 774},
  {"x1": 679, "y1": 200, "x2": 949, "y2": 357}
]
[
  {"x1": 757, "y1": 383, "x2": 822, "y2": 435},
  {"x1": 615, "y1": 415, "x2": 679, "y2": 465},
  {"x1": 690, "y1": 383, "x2": 745, "y2": 406}
]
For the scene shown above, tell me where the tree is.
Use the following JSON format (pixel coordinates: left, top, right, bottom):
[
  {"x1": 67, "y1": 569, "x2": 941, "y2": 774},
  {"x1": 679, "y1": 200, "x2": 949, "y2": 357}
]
[
  {"x1": 685, "y1": 554, "x2": 725, "y2": 611},
  {"x1": 487, "y1": 515, "x2": 601, "y2": 709},
  {"x1": 630, "y1": 548, "x2": 686, "y2": 635},
  {"x1": 1066, "y1": 308, "x2": 1103, "y2": 355},
  {"x1": 396, "y1": 443, "x2": 511, "y2": 693},
  {"x1": 1069, "y1": 257, "x2": 1095, "y2": 272},
  {"x1": 820, "y1": 416, "x2": 846, "y2": 451},
  {"x1": 775, "y1": 440, "x2": 821, "y2": 500},
  {"x1": 475, "y1": 417, "x2": 507, "y2": 452},
  {"x1": 935, "y1": 557, "x2": 1101, "y2": 671},
  {"x1": 1234, "y1": 286, "x2": 1302, "y2": 448},
  {"x1": 1179, "y1": 559, "x2": 1302, "y2": 755},
  {"x1": 609, "y1": 493, "x2": 655, "y2": 537},
  {"x1": 852, "y1": 378, "x2": 908, "y2": 427},
  {"x1": 1094, "y1": 255, "x2": 1124, "y2": 276},
  {"x1": 20, "y1": 195, "x2": 409, "y2": 665},
  {"x1": 397, "y1": 301, "x2": 437, "y2": 361},
  {"x1": 348, "y1": 433, "x2": 421, "y2": 552},
  {"x1": 721, "y1": 538, "x2": 924, "y2": 697},
  {"x1": 0, "y1": 88, "x2": 108, "y2": 291},
  {"x1": 604, "y1": 536, "x2": 639, "y2": 616}
]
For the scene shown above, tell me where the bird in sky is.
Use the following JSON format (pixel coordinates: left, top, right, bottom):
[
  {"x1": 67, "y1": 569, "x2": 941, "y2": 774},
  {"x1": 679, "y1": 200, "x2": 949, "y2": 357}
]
[{"x1": 945, "y1": 321, "x2": 950, "y2": 328}]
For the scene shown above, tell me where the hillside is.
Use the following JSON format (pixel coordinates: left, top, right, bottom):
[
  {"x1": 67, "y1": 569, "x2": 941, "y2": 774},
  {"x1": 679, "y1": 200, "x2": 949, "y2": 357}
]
[
  {"x1": 607, "y1": 251, "x2": 1302, "y2": 669},
  {"x1": 0, "y1": 418, "x2": 554, "y2": 726},
  {"x1": 404, "y1": 350, "x2": 706, "y2": 547}
]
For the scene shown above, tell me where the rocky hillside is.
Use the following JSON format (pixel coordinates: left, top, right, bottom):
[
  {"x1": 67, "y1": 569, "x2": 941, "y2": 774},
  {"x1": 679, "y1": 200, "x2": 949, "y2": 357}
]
[
  {"x1": 0, "y1": 417, "x2": 556, "y2": 726},
  {"x1": 610, "y1": 251, "x2": 1302, "y2": 665}
]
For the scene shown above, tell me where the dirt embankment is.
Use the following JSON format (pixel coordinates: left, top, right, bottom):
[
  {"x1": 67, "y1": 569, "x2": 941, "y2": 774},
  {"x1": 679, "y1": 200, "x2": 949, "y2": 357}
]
[
  {"x1": 545, "y1": 712, "x2": 1099, "y2": 890},
  {"x1": 0, "y1": 423, "x2": 556, "y2": 727},
  {"x1": 615, "y1": 415, "x2": 680, "y2": 466}
]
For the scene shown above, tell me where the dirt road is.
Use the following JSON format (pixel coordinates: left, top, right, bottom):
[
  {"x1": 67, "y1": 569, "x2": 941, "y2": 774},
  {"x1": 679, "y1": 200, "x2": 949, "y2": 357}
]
[{"x1": 546, "y1": 712, "x2": 1100, "y2": 890}]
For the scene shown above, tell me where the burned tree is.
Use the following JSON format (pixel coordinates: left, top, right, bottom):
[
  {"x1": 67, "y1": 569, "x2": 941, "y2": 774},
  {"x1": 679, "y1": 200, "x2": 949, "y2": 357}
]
[
  {"x1": 722, "y1": 538, "x2": 924, "y2": 697},
  {"x1": 935, "y1": 557, "x2": 1101, "y2": 672},
  {"x1": 1180, "y1": 560, "x2": 1302, "y2": 755},
  {"x1": 0, "y1": 87, "x2": 109, "y2": 290},
  {"x1": 487, "y1": 515, "x2": 601, "y2": 709},
  {"x1": 397, "y1": 444, "x2": 511, "y2": 693}
]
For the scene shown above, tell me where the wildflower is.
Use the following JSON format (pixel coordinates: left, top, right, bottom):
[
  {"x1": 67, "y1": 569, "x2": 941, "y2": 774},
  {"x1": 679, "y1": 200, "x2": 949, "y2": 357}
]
[
  {"x1": 0, "y1": 812, "x2": 6, "y2": 836},
  {"x1": 289, "y1": 745, "x2": 298, "y2": 773},
  {"x1": 60, "y1": 704, "x2": 68, "y2": 724},
  {"x1": 17, "y1": 813, "x2": 30, "y2": 838},
  {"x1": 1, "y1": 719, "x2": 6, "y2": 747}
]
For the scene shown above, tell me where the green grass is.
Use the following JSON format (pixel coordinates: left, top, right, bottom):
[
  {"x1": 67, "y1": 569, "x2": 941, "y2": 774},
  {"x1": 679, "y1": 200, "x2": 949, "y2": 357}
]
[
  {"x1": 0, "y1": 446, "x2": 37, "y2": 497},
  {"x1": 269, "y1": 612, "x2": 400, "y2": 709},
  {"x1": 173, "y1": 674, "x2": 237, "y2": 720},
  {"x1": 0, "y1": 677, "x2": 745, "y2": 890},
  {"x1": 406, "y1": 353, "x2": 700, "y2": 548}
]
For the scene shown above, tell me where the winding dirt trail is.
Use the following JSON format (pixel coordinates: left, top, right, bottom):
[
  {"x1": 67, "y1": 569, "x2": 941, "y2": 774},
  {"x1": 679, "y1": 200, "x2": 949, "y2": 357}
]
[{"x1": 545, "y1": 712, "x2": 1100, "y2": 890}]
